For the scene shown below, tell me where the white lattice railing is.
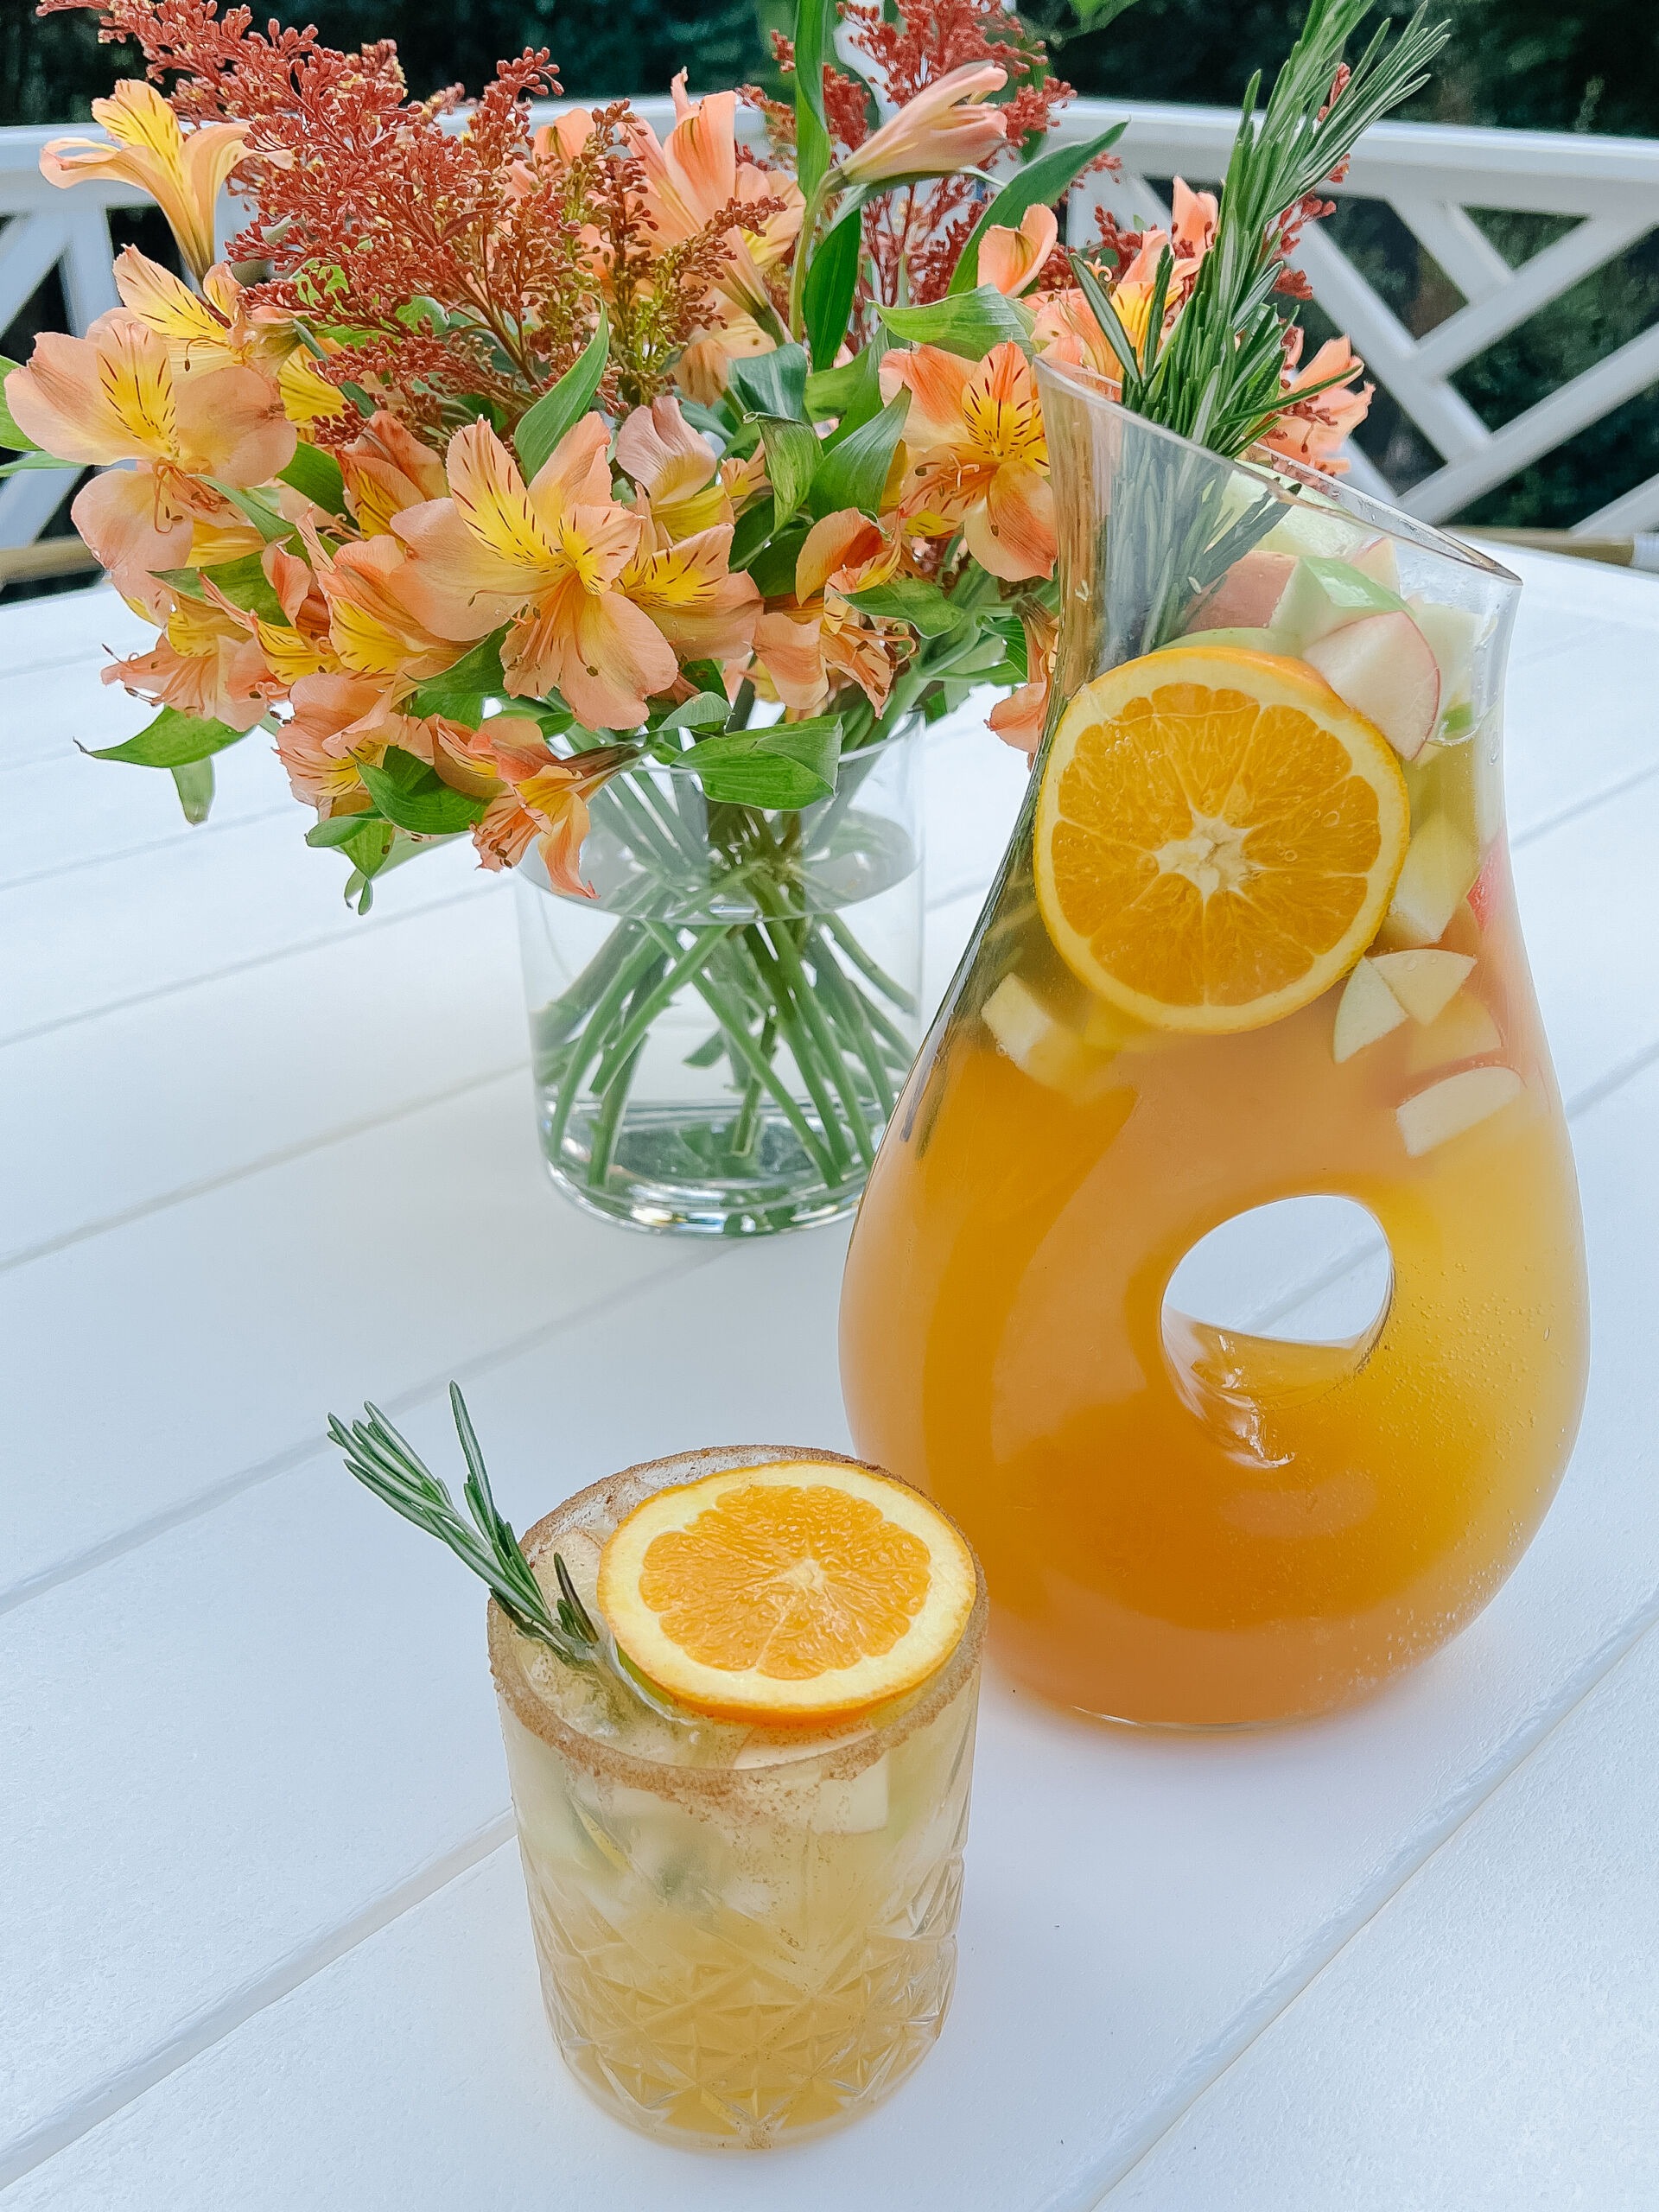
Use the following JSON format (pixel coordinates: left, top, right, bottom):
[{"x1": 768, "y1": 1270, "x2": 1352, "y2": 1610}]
[{"x1": 5, "y1": 99, "x2": 1659, "y2": 550}]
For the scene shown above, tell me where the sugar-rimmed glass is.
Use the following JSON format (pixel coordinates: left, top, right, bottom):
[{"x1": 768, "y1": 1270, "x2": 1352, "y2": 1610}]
[{"x1": 489, "y1": 1444, "x2": 987, "y2": 2147}]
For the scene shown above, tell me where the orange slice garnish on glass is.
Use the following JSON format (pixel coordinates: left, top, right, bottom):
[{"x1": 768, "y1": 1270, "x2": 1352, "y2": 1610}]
[
  {"x1": 1034, "y1": 645, "x2": 1410, "y2": 1033},
  {"x1": 596, "y1": 1459, "x2": 976, "y2": 1724}
]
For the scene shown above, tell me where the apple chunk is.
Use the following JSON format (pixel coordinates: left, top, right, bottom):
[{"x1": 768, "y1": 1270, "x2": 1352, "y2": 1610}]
[
  {"x1": 1369, "y1": 949, "x2": 1475, "y2": 1024},
  {"x1": 1382, "y1": 815, "x2": 1481, "y2": 948},
  {"x1": 1396, "y1": 1065, "x2": 1524, "y2": 1157},
  {"x1": 983, "y1": 976, "x2": 1116, "y2": 1101},
  {"x1": 1332, "y1": 957, "x2": 1408, "y2": 1063},
  {"x1": 1407, "y1": 594, "x2": 1485, "y2": 714},
  {"x1": 1190, "y1": 550, "x2": 1295, "y2": 632},
  {"x1": 1407, "y1": 992, "x2": 1503, "y2": 1074},
  {"x1": 1305, "y1": 612, "x2": 1441, "y2": 760}
]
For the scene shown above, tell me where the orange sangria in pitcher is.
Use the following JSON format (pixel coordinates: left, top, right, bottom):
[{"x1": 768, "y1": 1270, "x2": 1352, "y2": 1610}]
[{"x1": 840, "y1": 364, "x2": 1588, "y2": 1726}]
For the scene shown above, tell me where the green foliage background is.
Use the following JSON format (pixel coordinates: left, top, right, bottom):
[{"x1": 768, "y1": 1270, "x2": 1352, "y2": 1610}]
[{"x1": 3, "y1": 0, "x2": 1657, "y2": 523}]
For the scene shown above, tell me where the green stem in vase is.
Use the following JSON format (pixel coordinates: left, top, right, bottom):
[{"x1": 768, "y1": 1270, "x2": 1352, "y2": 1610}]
[
  {"x1": 588, "y1": 929, "x2": 733, "y2": 1094},
  {"x1": 823, "y1": 911, "x2": 919, "y2": 1015},
  {"x1": 543, "y1": 926, "x2": 663, "y2": 1167},
  {"x1": 588, "y1": 1037, "x2": 645, "y2": 1185},
  {"x1": 811, "y1": 925, "x2": 898, "y2": 1122},
  {"x1": 730, "y1": 1011, "x2": 776, "y2": 1159},
  {"x1": 736, "y1": 924, "x2": 853, "y2": 1173},
  {"x1": 647, "y1": 923, "x2": 843, "y2": 1184}
]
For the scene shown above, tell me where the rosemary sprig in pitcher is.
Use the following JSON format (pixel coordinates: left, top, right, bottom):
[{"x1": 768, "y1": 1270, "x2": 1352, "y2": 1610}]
[{"x1": 329, "y1": 1384, "x2": 612, "y2": 1674}]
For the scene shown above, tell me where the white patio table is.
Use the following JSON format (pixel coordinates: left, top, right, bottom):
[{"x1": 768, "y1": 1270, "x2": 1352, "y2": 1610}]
[{"x1": 3, "y1": 546, "x2": 1656, "y2": 2210}]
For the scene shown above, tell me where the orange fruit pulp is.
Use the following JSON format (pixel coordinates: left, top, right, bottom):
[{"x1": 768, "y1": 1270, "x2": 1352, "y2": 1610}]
[{"x1": 596, "y1": 1459, "x2": 977, "y2": 1723}]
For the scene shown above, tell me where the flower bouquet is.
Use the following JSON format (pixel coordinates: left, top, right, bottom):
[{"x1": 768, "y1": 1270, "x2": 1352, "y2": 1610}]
[{"x1": 3, "y1": 0, "x2": 1389, "y2": 1233}]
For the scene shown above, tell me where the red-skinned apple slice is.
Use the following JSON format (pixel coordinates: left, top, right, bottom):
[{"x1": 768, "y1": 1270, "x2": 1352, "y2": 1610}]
[
  {"x1": 1190, "y1": 550, "x2": 1295, "y2": 632},
  {"x1": 1304, "y1": 611, "x2": 1441, "y2": 760}
]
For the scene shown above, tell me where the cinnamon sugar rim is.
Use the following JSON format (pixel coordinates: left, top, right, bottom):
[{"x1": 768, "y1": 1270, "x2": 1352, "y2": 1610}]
[{"x1": 487, "y1": 1442, "x2": 987, "y2": 1797}]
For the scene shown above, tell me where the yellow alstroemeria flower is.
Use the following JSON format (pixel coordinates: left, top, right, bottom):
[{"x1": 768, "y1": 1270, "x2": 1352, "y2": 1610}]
[{"x1": 42, "y1": 83, "x2": 250, "y2": 283}]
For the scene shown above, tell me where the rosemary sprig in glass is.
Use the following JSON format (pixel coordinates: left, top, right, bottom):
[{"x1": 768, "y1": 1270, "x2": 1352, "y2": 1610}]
[
  {"x1": 328, "y1": 1384, "x2": 607, "y2": 1669},
  {"x1": 1071, "y1": 0, "x2": 1450, "y2": 462}
]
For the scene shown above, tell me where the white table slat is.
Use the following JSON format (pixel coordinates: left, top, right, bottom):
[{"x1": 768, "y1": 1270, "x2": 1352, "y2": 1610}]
[
  {"x1": 2, "y1": 551, "x2": 1656, "y2": 2209},
  {"x1": 1109, "y1": 1623, "x2": 1659, "y2": 2210}
]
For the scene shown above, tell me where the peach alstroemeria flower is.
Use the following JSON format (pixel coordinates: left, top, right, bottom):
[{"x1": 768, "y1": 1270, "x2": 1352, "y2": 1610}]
[
  {"x1": 5, "y1": 308, "x2": 295, "y2": 607},
  {"x1": 277, "y1": 673, "x2": 391, "y2": 816},
  {"x1": 881, "y1": 340, "x2": 1054, "y2": 583},
  {"x1": 753, "y1": 510, "x2": 907, "y2": 715},
  {"x1": 301, "y1": 521, "x2": 471, "y2": 689},
  {"x1": 199, "y1": 541, "x2": 341, "y2": 692},
  {"x1": 630, "y1": 75, "x2": 803, "y2": 270},
  {"x1": 1032, "y1": 287, "x2": 1124, "y2": 384},
  {"x1": 978, "y1": 207, "x2": 1059, "y2": 299},
  {"x1": 105, "y1": 592, "x2": 271, "y2": 730},
  {"x1": 1263, "y1": 334, "x2": 1373, "y2": 474},
  {"x1": 987, "y1": 604, "x2": 1058, "y2": 757},
  {"x1": 615, "y1": 397, "x2": 733, "y2": 540},
  {"x1": 469, "y1": 721, "x2": 634, "y2": 896},
  {"x1": 619, "y1": 523, "x2": 760, "y2": 666},
  {"x1": 277, "y1": 674, "x2": 504, "y2": 818},
  {"x1": 393, "y1": 416, "x2": 675, "y2": 728},
  {"x1": 339, "y1": 412, "x2": 450, "y2": 537},
  {"x1": 42, "y1": 82, "x2": 249, "y2": 282},
  {"x1": 112, "y1": 245, "x2": 340, "y2": 429},
  {"x1": 839, "y1": 63, "x2": 1008, "y2": 189}
]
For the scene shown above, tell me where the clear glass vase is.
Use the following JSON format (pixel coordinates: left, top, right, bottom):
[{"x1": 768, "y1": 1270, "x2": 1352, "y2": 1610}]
[
  {"x1": 840, "y1": 365, "x2": 1590, "y2": 1727},
  {"x1": 489, "y1": 1446, "x2": 987, "y2": 2148},
  {"x1": 516, "y1": 725, "x2": 923, "y2": 1236}
]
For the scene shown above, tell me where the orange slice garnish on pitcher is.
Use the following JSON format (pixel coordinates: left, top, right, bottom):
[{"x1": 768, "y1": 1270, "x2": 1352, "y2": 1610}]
[
  {"x1": 596, "y1": 1459, "x2": 976, "y2": 1723},
  {"x1": 1034, "y1": 645, "x2": 1410, "y2": 1033}
]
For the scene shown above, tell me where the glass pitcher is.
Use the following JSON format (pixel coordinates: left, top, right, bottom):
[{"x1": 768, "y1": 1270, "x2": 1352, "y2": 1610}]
[{"x1": 839, "y1": 359, "x2": 1589, "y2": 1726}]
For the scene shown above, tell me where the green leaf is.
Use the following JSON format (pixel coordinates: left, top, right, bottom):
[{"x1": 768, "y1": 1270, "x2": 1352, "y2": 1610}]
[
  {"x1": 947, "y1": 125, "x2": 1127, "y2": 295},
  {"x1": 83, "y1": 707, "x2": 248, "y2": 769},
  {"x1": 808, "y1": 390, "x2": 908, "y2": 519},
  {"x1": 678, "y1": 715, "x2": 842, "y2": 810},
  {"x1": 803, "y1": 202, "x2": 865, "y2": 372},
  {"x1": 0, "y1": 356, "x2": 39, "y2": 450},
  {"x1": 879, "y1": 288, "x2": 1033, "y2": 360},
  {"x1": 815, "y1": 337, "x2": 890, "y2": 452},
  {"x1": 513, "y1": 309, "x2": 610, "y2": 484},
  {"x1": 0, "y1": 451, "x2": 75, "y2": 477},
  {"x1": 307, "y1": 810, "x2": 382, "y2": 848},
  {"x1": 746, "y1": 521, "x2": 810, "y2": 599},
  {"x1": 728, "y1": 495, "x2": 778, "y2": 572},
  {"x1": 210, "y1": 482, "x2": 297, "y2": 545},
  {"x1": 278, "y1": 442, "x2": 349, "y2": 518},
  {"x1": 169, "y1": 757, "x2": 215, "y2": 824},
  {"x1": 727, "y1": 342, "x2": 810, "y2": 425},
  {"x1": 654, "y1": 691, "x2": 731, "y2": 735},
  {"x1": 154, "y1": 550, "x2": 288, "y2": 625},
  {"x1": 405, "y1": 632, "x2": 508, "y2": 721},
  {"x1": 1066, "y1": 251, "x2": 1142, "y2": 384},
  {"x1": 792, "y1": 0, "x2": 836, "y2": 200},
  {"x1": 758, "y1": 415, "x2": 821, "y2": 528},
  {"x1": 355, "y1": 746, "x2": 488, "y2": 835},
  {"x1": 844, "y1": 576, "x2": 965, "y2": 636},
  {"x1": 804, "y1": 359, "x2": 861, "y2": 419},
  {"x1": 340, "y1": 817, "x2": 399, "y2": 911}
]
